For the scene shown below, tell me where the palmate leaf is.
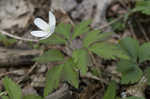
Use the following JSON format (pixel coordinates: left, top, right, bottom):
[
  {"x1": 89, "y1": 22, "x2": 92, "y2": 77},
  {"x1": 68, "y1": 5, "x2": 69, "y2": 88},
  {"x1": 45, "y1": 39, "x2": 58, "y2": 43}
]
[
  {"x1": 2, "y1": 77, "x2": 22, "y2": 99},
  {"x1": 44, "y1": 65, "x2": 63, "y2": 97},
  {"x1": 121, "y1": 66, "x2": 142, "y2": 84},
  {"x1": 133, "y1": 1, "x2": 150, "y2": 15},
  {"x1": 72, "y1": 49, "x2": 89, "y2": 75},
  {"x1": 117, "y1": 60, "x2": 143, "y2": 84},
  {"x1": 55, "y1": 23, "x2": 72, "y2": 40},
  {"x1": 23, "y1": 94, "x2": 42, "y2": 99},
  {"x1": 83, "y1": 30, "x2": 101, "y2": 47},
  {"x1": 119, "y1": 37, "x2": 139, "y2": 62},
  {"x1": 89, "y1": 42, "x2": 129, "y2": 60},
  {"x1": 33, "y1": 49, "x2": 64, "y2": 63},
  {"x1": 62, "y1": 59, "x2": 79, "y2": 88},
  {"x1": 83, "y1": 29, "x2": 113, "y2": 48},
  {"x1": 39, "y1": 34, "x2": 66, "y2": 45},
  {"x1": 139, "y1": 42, "x2": 150, "y2": 63},
  {"x1": 44, "y1": 59, "x2": 79, "y2": 96},
  {"x1": 117, "y1": 59, "x2": 135, "y2": 73},
  {"x1": 96, "y1": 32, "x2": 114, "y2": 41},
  {"x1": 72, "y1": 20, "x2": 91, "y2": 39},
  {"x1": 103, "y1": 81, "x2": 116, "y2": 99},
  {"x1": 124, "y1": 96, "x2": 145, "y2": 99}
]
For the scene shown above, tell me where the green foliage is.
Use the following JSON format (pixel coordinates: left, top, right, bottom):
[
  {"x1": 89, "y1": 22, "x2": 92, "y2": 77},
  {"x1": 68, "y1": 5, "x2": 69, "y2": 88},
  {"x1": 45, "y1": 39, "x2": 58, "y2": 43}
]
[
  {"x1": 72, "y1": 20, "x2": 91, "y2": 39},
  {"x1": 124, "y1": 96, "x2": 145, "y2": 99},
  {"x1": 39, "y1": 34, "x2": 66, "y2": 45},
  {"x1": 133, "y1": 1, "x2": 150, "y2": 15},
  {"x1": 0, "y1": 34, "x2": 17, "y2": 47},
  {"x1": 83, "y1": 29, "x2": 113, "y2": 48},
  {"x1": 44, "y1": 65, "x2": 63, "y2": 97},
  {"x1": 89, "y1": 42, "x2": 129, "y2": 59},
  {"x1": 34, "y1": 20, "x2": 128, "y2": 94},
  {"x1": 96, "y1": 32, "x2": 114, "y2": 41},
  {"x1": 2, "y1": 77, "x2": 22, "y2": 99},
  {"x1": 118, "y1": 37, "x2": 150, "y2": 84},
  {"x1": 33, "y1": 49, "x2": 64, "y2": 63},
  {"x1": 103, "y1": 81, "x2": 116, "y2": 99},
  {"x1": 62, "y1": 59, "x2": 79, "y2": 88},
  {"x1": 139, "y1": 42, "x2": 150, "y2": 63},
  {"x1": 55, "y1": 23, "x2": 72, "y2": 40},
  {"x1": 83, "y1": 30, "x2": 100, "y2": 47},
  {"x1": 72, "y1": 49, "x2": 89, "y2": 75},
  {"x1": 1, "y1": 96, "x2": 9, "y2": 99},
  {"x1": 119, "y1": 37, "x2": 139, "y2": 62},
  {"x1": 117, "y1": 60, "x2": 143, "y2": 84},
  {"x1": 23, "y1": 95, "x2": 42, "y2": 99},
  {"x1": 44, "y1": 59, "x2": 79, "y2": 97}
]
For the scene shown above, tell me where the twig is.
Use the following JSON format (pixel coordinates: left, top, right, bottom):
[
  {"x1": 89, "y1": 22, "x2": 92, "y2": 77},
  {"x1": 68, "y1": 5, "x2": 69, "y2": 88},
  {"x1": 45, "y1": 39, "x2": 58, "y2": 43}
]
[
  {"x1": 45, "y1": 84, "x2": 71, "y2": 99},
  {"x1": 99, "y1": 15, "x2": 124, "y2": 29},
  {"x1": 0, "y1": 30, "x2": 39, "y2": 42},
  {"x1": 128, "y1": 22, "x2": 138, "y2": 39},
  {"x1": 17, "y1": 50, "x2": 43, "y2": 84},
  {"x1": 82, "y1": 72, "x2": 108, "y2": 84},
  {"x1": 17, "y1": 63, "x2": 38, "y2": 84},
  {"x1": 89, "y1": 51, "x2": 97, "y2": 67}
]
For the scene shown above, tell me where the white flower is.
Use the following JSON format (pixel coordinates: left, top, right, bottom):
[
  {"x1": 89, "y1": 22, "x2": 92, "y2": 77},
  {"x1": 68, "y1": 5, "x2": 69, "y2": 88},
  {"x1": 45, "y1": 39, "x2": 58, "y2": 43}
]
[{"x1": 31, "y1": 11, "x2": 56, "y2": 40}]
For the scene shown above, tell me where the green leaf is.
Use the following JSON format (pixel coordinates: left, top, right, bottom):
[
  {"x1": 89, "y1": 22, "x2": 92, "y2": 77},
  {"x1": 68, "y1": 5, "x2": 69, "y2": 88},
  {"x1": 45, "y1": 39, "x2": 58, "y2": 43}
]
[
  {"x1": 63, "y1": 59, "x2": 79, "y2": 88},
  {"x1": 117, "y1": 60, "x2": 135, "y2": 73},
  {"x1": 55, "y1": 23, "x2": 72, "y2": 40},
  {"x1": 44, "y1": 65, "x2": 63, "y2": 97},
  {"x1": 39, "y1": 34, "x2": 66, "y2": 45},
  {"x1": 124, "y1": 96, "x2": 145, "y2": 99},
  {"x1": 33, "y1": 49, "x2": 64, "y2": 63},
  {"x1": 72, "y1": 20, "x2": 91, "y2": 39},
  {"x1": 119, "y1": 37, "x2": 139, "y2": 62},
  {"x1": 83, "y1": 30, "x2": 101, "y2": 47},
  {"x1": 89, "y1": 42, "x2": 129, "y2": 59},
  {"x1": 144, "y1": 67, "x2": 150, "y2": 85},
  {"x1": 72, "y1": 49, "x2": 89, "y2": 75},
  {"x1": 133, "y1": 1, "x2": 150, "y2": 15},
  {"x1": 97, "y1": 32, "x2": 114, "y2": 41},
  {"x1": 139, "y1": 42, "x2": 150, "y2": 63},
  {"x1": 117, "y1": 60, "x2": 143, "y2": 84},
  {"x1": 83, "y1": 29, "x2": 113, "y2": 48},
  {"x1": 2, "y1": 77, "x2": 22, "y2": 99},
  {"x1": 103, "y1": 81, "x2": 116, "y2": 99},
  {"x1": 23, "y1": 95, "x2": 42, "y2": 99},
  {"x1": 1, "y1": 96, "x2": 9, "y2": 99}
]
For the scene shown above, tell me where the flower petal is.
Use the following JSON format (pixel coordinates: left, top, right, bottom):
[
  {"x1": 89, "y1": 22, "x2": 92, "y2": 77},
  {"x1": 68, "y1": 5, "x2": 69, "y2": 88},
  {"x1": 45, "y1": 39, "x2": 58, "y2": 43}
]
[
  {"x1": 49, "y1": 11, "x2": 56, "y2": 27},
  {"x1": 34, "y1": 18, "x2": 49, "y2": 31},
  {"x1": 31, "y1": 31, "x2": 48, "y2": 37},
  {"x1": 50, "y1": 25, "x2": 55, "y2": 34},
  {"x1": 40, "y1": 25, "x2": 56, "y2": 40}
]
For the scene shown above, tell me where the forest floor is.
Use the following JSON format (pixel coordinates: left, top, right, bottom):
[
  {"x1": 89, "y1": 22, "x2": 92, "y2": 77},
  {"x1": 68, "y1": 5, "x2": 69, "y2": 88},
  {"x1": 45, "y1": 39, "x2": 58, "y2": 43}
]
[{"x1": 0, "y1": 0, "x2": 150, "y2": 99}]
